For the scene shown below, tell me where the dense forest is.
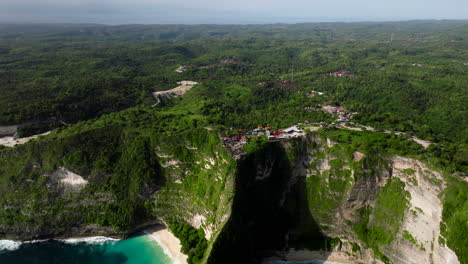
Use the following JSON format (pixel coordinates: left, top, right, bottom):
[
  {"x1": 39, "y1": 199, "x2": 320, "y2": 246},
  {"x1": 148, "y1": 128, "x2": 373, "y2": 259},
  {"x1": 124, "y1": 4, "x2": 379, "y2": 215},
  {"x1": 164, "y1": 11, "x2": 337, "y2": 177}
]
[
  {"x1": 0, "y1": 21, "x2": 467, "y2": 263},
  {"x1": 1, "y1": 22, "x2": 467, "y2": 141}
]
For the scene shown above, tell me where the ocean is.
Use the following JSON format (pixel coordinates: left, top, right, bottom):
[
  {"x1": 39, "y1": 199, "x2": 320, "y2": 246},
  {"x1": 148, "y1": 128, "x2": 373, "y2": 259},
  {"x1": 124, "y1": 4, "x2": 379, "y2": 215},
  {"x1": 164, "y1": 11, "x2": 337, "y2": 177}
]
[{"x1": 0, "y1": 234, "x2": 172, "y2": 264}]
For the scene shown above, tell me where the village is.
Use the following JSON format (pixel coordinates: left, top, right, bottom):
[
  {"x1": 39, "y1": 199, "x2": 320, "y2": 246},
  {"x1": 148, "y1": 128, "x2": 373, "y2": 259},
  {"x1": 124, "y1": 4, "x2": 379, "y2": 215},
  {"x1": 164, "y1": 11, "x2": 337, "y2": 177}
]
[
  {"x1": 323, "y1": 70, "x2": 356, "y2": 77},
  {"x1": 222, "y1": 104, "x2": 354, "y2": 159},
  {"x1": 222, "y1": 124, "x2": 307, "y2": 159},
  {"x1": 221, "y1": 102, "x2": 433, "y2": 159},
  {"x1": 165, "y1": 69, "x2": 431, "y2": 160}
]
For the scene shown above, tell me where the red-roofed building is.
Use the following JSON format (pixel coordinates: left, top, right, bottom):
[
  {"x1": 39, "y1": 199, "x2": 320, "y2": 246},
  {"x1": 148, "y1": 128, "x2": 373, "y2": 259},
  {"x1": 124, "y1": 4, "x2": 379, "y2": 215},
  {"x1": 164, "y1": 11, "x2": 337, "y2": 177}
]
[{"x1": 240, "y1": 136, "x2": 248, "y2": 144}]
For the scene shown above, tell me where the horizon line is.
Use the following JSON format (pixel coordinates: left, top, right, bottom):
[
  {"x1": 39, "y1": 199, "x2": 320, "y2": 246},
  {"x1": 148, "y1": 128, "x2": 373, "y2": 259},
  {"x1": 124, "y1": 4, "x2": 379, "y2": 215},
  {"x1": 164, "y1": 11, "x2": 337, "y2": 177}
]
[{"x1": 1, "y1": 18, "x2": 468, "y2": 27}]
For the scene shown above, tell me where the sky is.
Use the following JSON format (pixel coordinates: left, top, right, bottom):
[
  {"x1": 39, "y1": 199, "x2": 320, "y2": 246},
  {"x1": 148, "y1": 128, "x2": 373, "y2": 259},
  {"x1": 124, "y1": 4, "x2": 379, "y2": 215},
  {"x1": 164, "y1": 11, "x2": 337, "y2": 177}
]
[{"x1": 1, "y1": 0, "x2": 467, "y2": 24}]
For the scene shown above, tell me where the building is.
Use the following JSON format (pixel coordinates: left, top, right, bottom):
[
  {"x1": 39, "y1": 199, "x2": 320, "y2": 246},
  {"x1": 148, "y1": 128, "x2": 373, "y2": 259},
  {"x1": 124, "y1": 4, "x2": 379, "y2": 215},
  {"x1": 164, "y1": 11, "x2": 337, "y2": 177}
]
[
  {"x1": 337, "y1": 108, "x2": 347, "y2": 115},
  {"x1": 240, "y1": 136, "x2": 248, "y2": 144},
  {"x1": 325, "y1": 70, "x2": 356, "y2": 77},
  {"x1": 311, "y1": 90, "x2": 325, "y2": 96}
]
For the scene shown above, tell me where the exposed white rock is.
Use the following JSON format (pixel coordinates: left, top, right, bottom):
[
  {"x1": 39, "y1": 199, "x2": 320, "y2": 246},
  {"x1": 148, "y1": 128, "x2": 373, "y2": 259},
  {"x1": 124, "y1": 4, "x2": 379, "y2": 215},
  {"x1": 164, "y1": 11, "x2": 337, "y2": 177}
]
[
  {"x1": 411, "y1": 137, "x2": 432, "y2": 149},
  {"x1": 326, "y1": 138, "x2": 336, "y2": 148},
  {"x1": 0, "y1": 131, "x2": 51, "y2": 147},
  {"x1": 156, "y1": 152, "x2": 173, "y2": 158},
  {"x1": 188, "y1": 214, "x2": 213, "y2": 240},
  {"x1": 189, "y1": 214, "x2": 206, "y2": 229},
  {"x1": 386, "y1": 156, "x2": 459, "y2": 264},
  {"x1": 353, "y1": 152, "x2": 366, "y2": 162},
  {"x1": 152, "y1": 81, "x2": 198, "y2": 97},
  {"x1": 162, "y1": 160, "x2": 180, "y2": 168},
  {"x1": 317, "y1": 157, "x2": 331, "y2": 171},
  {"x1": 46, "y1": 167, "x2": 88, "y2": 194},
  {"x1": 208, "y1": 158, "x2": 216, "y2": 165}
]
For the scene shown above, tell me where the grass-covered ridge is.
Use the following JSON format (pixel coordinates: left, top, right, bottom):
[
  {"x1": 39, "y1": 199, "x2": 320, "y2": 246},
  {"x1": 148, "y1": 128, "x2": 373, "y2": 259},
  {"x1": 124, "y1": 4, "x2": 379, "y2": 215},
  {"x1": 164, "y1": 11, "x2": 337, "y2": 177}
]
[
  {"x1": 0, "y1": 105, "x2": 235, "y2": 239},
  {"x1": 352, "y1": 178, "x2": 410, "y2": 262},
  {"x1": 0, "y1": 21, "x2": 467, "y2": 263},
  {"x1": 441, "y1": 179, "x2": 468, "y2": 264},
  {"x1": 0, "y1": 123, "x2": 161, "y2": 231}
]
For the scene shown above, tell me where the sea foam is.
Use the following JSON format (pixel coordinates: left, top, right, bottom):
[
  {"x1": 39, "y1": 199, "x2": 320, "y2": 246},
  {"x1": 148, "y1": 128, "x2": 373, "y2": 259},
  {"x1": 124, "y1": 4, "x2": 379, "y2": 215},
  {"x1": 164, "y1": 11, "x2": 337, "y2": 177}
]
[
  {"x1": 0, "y1": 240, "x2": 22, "y2": 252},
  {"x1": 59, "y1": 236, "x2": 119, "y2": 245},
  {"x1": 146, "y1": 232, "x2": 177, "y2": 264}
]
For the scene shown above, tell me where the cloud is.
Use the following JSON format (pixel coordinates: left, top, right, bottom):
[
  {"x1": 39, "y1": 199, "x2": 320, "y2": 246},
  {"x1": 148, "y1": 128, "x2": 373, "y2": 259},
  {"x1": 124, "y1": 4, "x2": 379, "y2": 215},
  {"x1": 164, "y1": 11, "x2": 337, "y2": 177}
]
[{"x1": 0, "y1": 0, "x2": 467, "y2": 24}]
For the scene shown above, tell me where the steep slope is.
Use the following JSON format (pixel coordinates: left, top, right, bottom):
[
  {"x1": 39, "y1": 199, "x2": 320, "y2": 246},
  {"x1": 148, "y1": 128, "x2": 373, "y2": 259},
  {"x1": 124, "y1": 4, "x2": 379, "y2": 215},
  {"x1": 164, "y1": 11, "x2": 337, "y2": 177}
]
[
  {"x1": 0, "y1": 107, "x2": 236, "y2": 248},
  {"x1": 0, "y1": 109, "x2": 465, "y2": 264},
  {"x1": 208, "y1": 131, "x2": 462, "y2": 264}
]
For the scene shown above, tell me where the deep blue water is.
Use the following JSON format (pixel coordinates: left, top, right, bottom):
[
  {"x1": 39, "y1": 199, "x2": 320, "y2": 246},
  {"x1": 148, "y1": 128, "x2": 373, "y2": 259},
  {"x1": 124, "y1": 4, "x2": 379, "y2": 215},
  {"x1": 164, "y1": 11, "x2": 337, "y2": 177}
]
[{"x1": 0, "y1": 234, "x2": 172, "y2": 264}]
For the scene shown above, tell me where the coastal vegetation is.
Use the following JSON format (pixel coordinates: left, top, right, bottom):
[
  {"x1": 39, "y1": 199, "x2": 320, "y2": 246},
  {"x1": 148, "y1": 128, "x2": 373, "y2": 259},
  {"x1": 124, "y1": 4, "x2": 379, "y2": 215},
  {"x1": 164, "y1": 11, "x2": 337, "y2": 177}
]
[
  {"x1": 168, "y1": 220, "x2": 208, "y2": 264},
  {"x1": 441, "y1": 179, "x2": 468, "y2": 264},
  {"x1": 353, "y1": 178, "x2": 410, "y2": 262},
  {"x1": 0, "y1": 21, "x2": 467, "y2": 263}
]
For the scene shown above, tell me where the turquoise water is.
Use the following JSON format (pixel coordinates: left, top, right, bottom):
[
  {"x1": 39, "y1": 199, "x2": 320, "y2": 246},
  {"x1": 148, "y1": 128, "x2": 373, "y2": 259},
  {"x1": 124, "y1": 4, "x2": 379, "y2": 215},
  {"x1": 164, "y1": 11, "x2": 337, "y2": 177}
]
[{"x1": 0, "y1": 234, "x2": 172, "y2": 264}]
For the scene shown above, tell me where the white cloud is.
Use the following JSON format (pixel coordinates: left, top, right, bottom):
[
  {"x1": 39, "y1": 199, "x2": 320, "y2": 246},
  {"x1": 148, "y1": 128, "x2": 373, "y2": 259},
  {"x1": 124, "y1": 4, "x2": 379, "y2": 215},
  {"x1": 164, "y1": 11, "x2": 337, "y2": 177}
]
[{"x1": 1, "y1": 0, "x2": 467, "y2": 24}]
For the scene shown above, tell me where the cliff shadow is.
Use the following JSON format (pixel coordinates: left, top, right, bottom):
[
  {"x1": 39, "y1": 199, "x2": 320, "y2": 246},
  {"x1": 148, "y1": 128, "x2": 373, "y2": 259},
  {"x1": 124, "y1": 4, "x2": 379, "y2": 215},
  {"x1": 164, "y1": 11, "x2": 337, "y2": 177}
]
[{"x1": 208, "y1": 141, "x2": 330, "y2": 264}]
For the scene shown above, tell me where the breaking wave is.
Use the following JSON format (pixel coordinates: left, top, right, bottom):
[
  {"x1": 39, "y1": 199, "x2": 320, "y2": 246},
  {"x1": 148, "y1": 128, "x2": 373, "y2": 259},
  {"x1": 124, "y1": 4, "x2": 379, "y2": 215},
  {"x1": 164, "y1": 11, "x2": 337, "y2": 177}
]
[
  {"x1": 59, "y1": 236, "x2": 119, "y2": 245},
  {"x1": 0, "y1": 240, "x2": 22, "y2": 252}
]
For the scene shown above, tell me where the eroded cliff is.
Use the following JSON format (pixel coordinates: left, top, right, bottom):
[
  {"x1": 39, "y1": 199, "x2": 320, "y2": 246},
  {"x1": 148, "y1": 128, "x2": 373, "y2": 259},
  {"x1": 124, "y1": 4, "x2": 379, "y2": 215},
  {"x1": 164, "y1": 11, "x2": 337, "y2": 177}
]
[
  {"x1": 0, "y1": 118, "x2": 464, "y2": 264},
  {"x1": 208, "y1": 133, "x2": 461, "y2": 264}
]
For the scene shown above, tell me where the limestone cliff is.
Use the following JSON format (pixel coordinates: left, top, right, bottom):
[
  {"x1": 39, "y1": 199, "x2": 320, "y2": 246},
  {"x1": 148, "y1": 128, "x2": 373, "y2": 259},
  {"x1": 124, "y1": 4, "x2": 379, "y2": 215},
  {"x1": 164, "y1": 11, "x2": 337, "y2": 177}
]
[
  {"x1": 0, "y1": 123, "x2": 462, "y2": 264},
  {"x1": 208, "y1": 133, "x2": 460, "y2": 264}
]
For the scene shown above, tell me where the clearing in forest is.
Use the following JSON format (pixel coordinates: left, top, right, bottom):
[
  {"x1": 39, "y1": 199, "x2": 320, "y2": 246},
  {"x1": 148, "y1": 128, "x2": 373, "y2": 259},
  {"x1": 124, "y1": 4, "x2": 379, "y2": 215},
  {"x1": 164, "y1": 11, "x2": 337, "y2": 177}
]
[{"x1": 152, "y1": 81, "x2": 198, "y2": 97}]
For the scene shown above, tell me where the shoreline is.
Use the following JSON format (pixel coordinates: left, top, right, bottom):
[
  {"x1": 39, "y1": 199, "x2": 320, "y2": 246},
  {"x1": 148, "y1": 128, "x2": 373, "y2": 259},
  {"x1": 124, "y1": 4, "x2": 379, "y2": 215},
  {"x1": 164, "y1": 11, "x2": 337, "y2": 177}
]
[
  {"x1": 146, "y1": 227, "x2": 188, "y2": 264},
  {"x1": 0, "y1": 236, "x2": 119, "y2": 252}
]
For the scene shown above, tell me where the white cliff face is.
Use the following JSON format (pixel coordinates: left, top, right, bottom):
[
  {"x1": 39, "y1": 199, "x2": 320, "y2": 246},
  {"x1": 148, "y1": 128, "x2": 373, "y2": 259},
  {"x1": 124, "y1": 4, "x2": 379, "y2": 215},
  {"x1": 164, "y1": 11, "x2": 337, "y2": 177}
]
[
  {"x1": 46, "y1": 167, "x2": 88, "y2": 194},
  {"x1": 188, "y1": 213, "x2": 215, "y2": 240},
  {"x1": 383, "y1": 156, "x2": 459, "y2": 264},
  {"x1": 297, "y1": 135, "x2": 459, "y2": 264}
]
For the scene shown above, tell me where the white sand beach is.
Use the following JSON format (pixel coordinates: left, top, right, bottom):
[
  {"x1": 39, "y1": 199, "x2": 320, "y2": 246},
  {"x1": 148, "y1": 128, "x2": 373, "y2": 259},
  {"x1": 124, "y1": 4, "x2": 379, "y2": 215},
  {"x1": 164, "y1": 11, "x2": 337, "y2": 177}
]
[{"x1": 148, "y1": 228, "x2": 188, "y2": 264}]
